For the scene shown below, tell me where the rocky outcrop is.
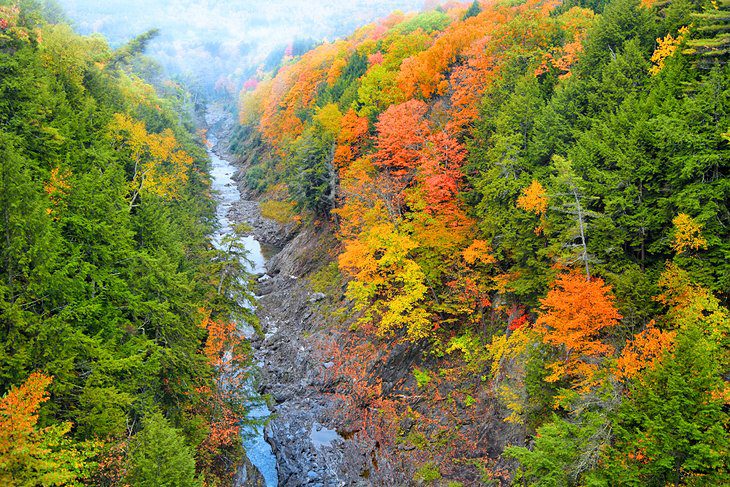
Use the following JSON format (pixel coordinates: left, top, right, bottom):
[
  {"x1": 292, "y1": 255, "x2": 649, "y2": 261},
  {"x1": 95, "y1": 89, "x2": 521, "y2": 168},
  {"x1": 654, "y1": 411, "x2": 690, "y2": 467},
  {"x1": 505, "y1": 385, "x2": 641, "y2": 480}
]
[
  {"x1": 236, "y1": 455, "x2": 267, "y2": 487},
  {"x1": 202, "y1": 123, "x2": 369, "y2": 485},
  {"x1": 233, "y1": 214, "x2": 371, "y2": 486},
  {"x1": 231, "y1": 198, "x2": 298, "y2": 250}
]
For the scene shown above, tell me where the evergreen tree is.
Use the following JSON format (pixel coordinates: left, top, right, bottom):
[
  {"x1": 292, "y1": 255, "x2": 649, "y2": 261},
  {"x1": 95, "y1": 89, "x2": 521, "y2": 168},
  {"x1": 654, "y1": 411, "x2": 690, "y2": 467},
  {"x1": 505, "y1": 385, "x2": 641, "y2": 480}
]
[
  {"x1": 0, "y1": 3, "x2": 250, "y2": 483},
  {"x1": 126, "y1": 412, "x2": 201, "y2": 487},
  {"x1": 601, "y1": 269, "x2": 729, "y2": 485},
  {"x1": 462, "y1": 1, "x2": 482, "y2": 20}
]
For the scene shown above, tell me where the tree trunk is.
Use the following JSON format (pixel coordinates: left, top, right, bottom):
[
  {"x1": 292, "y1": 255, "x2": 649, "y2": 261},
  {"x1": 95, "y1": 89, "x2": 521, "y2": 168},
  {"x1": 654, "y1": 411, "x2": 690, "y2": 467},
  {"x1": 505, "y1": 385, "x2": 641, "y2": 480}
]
[{"x1": 572, "y1": 187, "x2": 590, "y2": 279}]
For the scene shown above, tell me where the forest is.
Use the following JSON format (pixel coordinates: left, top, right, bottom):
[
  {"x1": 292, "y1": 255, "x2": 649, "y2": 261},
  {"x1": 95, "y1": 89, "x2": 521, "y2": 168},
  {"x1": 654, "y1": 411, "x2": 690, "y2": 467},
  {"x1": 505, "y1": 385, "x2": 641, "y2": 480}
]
[
  {"x1": 235, "y1": 0, "x2": 729, "y2": 484},
  {"x1": 0, "y1": 1, "x2": 254, "y2": 485},
  {"x1": 56, "y1": 0, "x2": 424, "y2": 100},
  {"x1": 1, "y1": 0, "x2": 728, "y2": 485}
]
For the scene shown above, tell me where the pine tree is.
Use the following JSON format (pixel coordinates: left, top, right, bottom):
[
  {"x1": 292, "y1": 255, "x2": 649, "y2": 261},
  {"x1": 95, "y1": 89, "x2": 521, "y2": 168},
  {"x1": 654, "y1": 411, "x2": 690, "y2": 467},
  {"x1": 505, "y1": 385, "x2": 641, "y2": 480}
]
[{"x1": 684, "y1": 0, "x2": 730, "y2": 65}]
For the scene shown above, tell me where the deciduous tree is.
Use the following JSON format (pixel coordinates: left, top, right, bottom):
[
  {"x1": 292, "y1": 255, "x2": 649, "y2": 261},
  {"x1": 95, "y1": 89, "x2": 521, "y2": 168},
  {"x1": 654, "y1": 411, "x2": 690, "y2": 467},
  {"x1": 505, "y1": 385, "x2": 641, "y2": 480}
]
[{"x1": 536, "y1": 271, "x2": 622, "y2": 387}]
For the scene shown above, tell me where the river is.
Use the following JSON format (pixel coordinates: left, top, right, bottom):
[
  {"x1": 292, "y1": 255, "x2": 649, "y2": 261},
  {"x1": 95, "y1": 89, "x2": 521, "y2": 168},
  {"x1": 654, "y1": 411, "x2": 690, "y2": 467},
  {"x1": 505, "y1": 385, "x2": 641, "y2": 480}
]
[{"x1": 207, "y1": 124, "x2": 279, "y2": 487}]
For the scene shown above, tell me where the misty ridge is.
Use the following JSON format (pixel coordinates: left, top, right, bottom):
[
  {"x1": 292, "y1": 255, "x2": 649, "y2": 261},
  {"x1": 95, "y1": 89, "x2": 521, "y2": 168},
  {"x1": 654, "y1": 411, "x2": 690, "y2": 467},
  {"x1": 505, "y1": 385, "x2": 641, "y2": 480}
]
[{"x1": 57, "y1": 0, "x2": 429, "y2": 95}]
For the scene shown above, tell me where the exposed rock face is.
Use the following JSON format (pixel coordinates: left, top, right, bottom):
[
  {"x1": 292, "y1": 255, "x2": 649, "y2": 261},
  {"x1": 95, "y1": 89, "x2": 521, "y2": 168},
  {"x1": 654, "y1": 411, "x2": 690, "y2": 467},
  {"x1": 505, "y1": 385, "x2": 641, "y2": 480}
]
[
  {"x1": 232, "y1": 212, "x2": 372, "y2": 486},
  {"x1": 212, "y1": 100, "x2": 525, "y2": 487},
  {"x1": 203, "y1": 106, "x2": 371, "y2": 485},
  {"x1": 236, "y1": 456, "x2": 267, "y2": 487},
  {"x1": 231, "y1": 198, "x2": 298, "y2": 250}
]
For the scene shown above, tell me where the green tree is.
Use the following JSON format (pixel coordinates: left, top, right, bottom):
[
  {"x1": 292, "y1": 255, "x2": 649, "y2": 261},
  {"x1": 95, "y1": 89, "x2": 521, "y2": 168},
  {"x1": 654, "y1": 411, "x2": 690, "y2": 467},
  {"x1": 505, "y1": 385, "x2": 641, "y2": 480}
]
[
  {"x1": 287, "y1": 126, "x2": 337, "y2": 214},
  {"x1": 577, "y1": 0, "x2": 655, "y2": 76},
  {"x1": 127, "y1": 412, "x2": 201, "y2": 487},
  {"x1": 108, "y1": 28, "x2": 160, "y2": 71},
  {"x1": 0, "y1": 131, "x2": 56, "y2": 386},
  {"x1": 462, "y1": 1, "x2": 482, "y2": 21},
  {"x1": 600, "y1": 271, "x2": 729, "y2": 485},
  {"x1": 0, "y1": 4, "x2": 249, "y2": 484},
  {"x1": 506, "y1": 409, "x2": 610, "y2": 487}
]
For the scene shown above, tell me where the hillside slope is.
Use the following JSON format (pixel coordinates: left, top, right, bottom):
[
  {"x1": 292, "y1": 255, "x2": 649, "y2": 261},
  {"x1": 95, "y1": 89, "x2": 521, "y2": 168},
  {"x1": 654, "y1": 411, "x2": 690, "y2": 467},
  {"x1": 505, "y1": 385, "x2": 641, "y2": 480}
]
[
  {"x1": 0, "y1": 3, "x2": 254, "y2": 485},
  {"x1": 235, "y1": 0, "x2": 729, "y2": 484}
]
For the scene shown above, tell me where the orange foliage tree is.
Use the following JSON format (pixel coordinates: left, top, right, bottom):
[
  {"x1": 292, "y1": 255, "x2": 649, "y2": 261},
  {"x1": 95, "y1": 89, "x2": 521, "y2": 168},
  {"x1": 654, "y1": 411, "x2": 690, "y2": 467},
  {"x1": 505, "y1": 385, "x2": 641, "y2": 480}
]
[
  {"x1": 374, "y1": 99, "x2": 430, "y2": 175},
  {"x1": 534, "y1": 7, "x2": 595, "y2": 78},
  {"x1": 0, "y1": 372, "x2": 94, "y2": 485},
  {"x1": 535, "y1": 271, "x2": 622, "y2": 388},
  {"x1": 337, "y1": 98, "x2": 476, "y2": 342},
  {"x1": 194, "y1": 310, "x2": 248, "y2": 477},
  {"x1": 258, "y1": 42, "x2": 344, "y2": 149},
  {"x1": 0, "y1": 373, "x2": 54, "y2": 470},
  {"x1": 517, "y1": 179, "x2": 549, "y2": 235},
  {"x1": 333, "y1": 109, "x2": 370, "y2": 169},
  {"x1": 405, "y1": 130, "x2": 473, "y2": 266},
  {"x1": 616, "y1": 321, "x2": 676, "y2": 380},
  {"x1": 443, "y1": 0, "x2": 558, "y2": 133},
  {"x1": 517, "y1": 179, "x2": 548, "y2": 216}
]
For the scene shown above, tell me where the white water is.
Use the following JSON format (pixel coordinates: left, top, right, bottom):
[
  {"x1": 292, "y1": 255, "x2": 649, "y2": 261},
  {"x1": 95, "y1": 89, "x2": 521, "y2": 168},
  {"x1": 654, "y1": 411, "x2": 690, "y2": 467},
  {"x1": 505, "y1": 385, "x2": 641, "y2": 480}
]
[
  {"x1": 207, "y1": 130, "x2": 279, "y2": 487},
  {"x1": 209, "y1": 141, "x2": 266, "y2": 275}
]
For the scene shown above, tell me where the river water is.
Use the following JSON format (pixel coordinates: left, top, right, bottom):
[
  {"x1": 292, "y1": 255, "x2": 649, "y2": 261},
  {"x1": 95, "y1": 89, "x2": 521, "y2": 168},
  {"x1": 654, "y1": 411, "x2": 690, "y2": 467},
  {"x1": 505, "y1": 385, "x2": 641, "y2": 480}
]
[{"x1": 207, "y1": 130, "x2": 279, "y2": 487}]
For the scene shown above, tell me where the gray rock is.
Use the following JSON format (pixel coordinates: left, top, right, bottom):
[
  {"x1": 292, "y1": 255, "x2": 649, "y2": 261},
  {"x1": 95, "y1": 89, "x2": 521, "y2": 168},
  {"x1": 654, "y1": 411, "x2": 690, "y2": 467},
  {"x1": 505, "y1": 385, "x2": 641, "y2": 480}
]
[
  {"x1": 217, "y1": 107, "x2": 378, "y2": 485},
  {"x1": 273, "y1": 389, "x2": 292, "y2": 403},
  {"x1": 309, "y1": 292, "x2": 327, "y2": 303},
  {"x1": 233, "y1": 454, "x2": 266, "y2": 487}
]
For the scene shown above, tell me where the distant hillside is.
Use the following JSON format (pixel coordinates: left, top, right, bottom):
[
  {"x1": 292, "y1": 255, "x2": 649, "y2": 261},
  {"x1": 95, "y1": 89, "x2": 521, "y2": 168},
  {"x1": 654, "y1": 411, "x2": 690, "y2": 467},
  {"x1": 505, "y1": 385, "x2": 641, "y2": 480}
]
[{"x1": 57, "y1": 0, "x2": 426, "y2": 95}]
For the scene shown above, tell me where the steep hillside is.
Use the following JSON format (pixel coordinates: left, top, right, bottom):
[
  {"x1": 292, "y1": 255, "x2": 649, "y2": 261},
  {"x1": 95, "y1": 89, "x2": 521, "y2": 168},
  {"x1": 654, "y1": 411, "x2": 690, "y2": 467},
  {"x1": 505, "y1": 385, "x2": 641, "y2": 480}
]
[
  {"x1": 235, "y1": 0, "x2": 729, "y2": 485},
  {"x1": 0, "y1": 2, "x2": 254, "y2": 485},
  {"x1": 1, "y1": 0, "x2": 728, "y2": 485}
]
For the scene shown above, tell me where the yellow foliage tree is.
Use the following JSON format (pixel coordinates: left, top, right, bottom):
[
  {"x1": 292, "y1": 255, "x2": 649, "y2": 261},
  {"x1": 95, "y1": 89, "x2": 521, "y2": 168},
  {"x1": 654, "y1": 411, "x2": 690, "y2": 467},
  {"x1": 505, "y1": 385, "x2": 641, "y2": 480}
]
[
  {"x1": 339, "y1": 222, "x2": 432, "y2": 340},
  {"x1": 488, "y1": 327, "x2": 538, "y2": 424},
  {"x1": 44, "y1": 166, "x2": 72, "y2": 219},
  {"x1": 671, "y1": 213, "x2": 708, "y2": 254},
  {"x1": 313, "y1": 103, "x2": 343, "y2": 136},
  {"x1": 649, "y1": 26, "x2": 690, "y2": 76},
  {"x1": 109, "y1": 113, "x2": 193, "y2": 208},
  {"x1": 656, "y1": 263, "x2": 729, "y2": 342},
  {"x1": 0, "y1": 373, "x2": 95, "y2": 485}
]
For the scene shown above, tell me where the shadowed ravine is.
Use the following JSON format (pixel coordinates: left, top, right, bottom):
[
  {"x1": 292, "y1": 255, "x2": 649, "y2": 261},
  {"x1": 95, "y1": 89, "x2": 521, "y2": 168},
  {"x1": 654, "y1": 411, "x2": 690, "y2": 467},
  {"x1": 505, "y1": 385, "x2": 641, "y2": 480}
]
[
  {"x1": 205, "y1": 104, "x2": 374, "y2": 487},
  {"x1": 206, "y1": 108, "x2": 278, "y2": 487}
]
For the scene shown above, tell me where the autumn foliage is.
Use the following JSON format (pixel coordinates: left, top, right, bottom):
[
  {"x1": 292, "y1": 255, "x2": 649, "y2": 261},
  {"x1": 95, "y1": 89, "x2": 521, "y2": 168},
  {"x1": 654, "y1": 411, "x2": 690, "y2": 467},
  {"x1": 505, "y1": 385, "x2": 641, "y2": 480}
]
[
  {"x1": 0, "y1": 373, "x2": 53, "y2": 457},
  {"x1": 536, "y1": 271, "x2": 622, "y2": 386},
  {"x1": 616, "y1": 321, "x2": 675, "y2": 380},
  {"x1": 236, "y1": 0, "x2": 607, "y2": 480},
  {"x1": 236, "y1": 0, "x2": 730, "y2": 484},
  {"x1": 109, "y1": 113, "x2": 193, "y2": 207},
  {"x1": 517, "y1": 180, "x2": 548, "y2": 216},
  {"x1": 671, "y1": 212, "x2": 708, "y2": 254},
  {"x1": 0, "y1": 5, "x2": 260, "y2": 486},
  {"x1": 0, "y1": 373, "x2": 90, "y2": 485}
]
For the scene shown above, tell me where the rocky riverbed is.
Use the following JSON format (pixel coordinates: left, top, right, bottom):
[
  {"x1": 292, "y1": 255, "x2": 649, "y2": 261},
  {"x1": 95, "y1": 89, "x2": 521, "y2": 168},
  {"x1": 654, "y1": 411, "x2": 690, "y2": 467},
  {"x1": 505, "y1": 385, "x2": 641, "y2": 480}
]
[{"x1": 206, "y1": 103, "x2": 374, "y2": 486}]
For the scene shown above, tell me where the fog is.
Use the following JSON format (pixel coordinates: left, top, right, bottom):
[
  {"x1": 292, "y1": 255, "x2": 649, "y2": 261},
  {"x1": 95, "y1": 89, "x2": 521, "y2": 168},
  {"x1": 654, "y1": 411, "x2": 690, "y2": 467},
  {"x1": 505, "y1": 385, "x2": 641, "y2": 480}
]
[{"x1": 57, "y1": 0, "x2": 430, "y2": 95}]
